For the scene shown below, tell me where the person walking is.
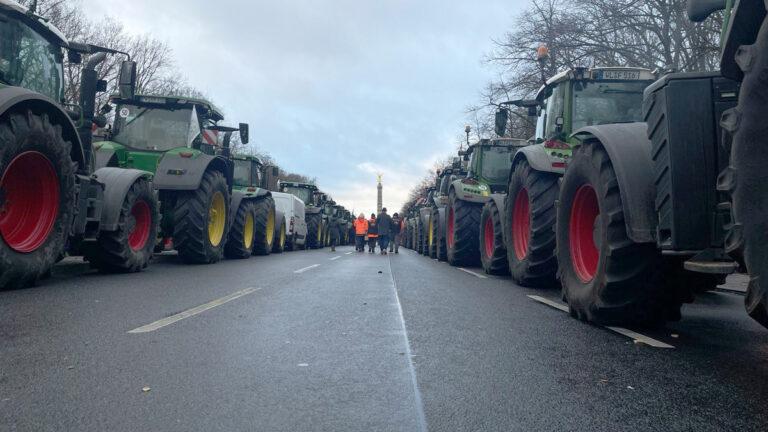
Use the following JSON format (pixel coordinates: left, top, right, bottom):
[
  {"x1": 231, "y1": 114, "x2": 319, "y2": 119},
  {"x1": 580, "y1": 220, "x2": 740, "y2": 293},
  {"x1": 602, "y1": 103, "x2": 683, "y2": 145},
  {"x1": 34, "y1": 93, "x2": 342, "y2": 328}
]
[
  {"x1": 353, "y1": 213, "x2": 368, "y2": 252},
  {"x1": 376, "y1": 208, "x2": 392, "y2": 255},
  {"x1": 390, "y1": 212, "x2": 403, "y2": 253},
  {"x1": 328, "y1": 209, "x2": 342, "y2": 252},
  {"x1": 367, "y1": 213, "x2": 378, "y2": 253}
]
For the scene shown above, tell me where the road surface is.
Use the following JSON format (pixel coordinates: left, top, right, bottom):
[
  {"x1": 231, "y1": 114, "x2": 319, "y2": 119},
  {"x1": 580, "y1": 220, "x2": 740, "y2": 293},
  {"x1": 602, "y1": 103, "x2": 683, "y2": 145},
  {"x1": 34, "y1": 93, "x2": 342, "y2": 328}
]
[{"x1": 2, "y1": 246, "x2": 767, "y2": 431}]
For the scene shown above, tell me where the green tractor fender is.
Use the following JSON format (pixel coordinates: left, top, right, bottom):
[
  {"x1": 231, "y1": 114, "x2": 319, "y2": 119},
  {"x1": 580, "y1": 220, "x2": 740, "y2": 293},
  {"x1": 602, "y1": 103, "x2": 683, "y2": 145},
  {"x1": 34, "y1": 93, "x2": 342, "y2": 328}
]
[
  {"x1": 572, "y1": 123, "x2": 656, "y2": 244},
  {"x1": 0, "y1": 86, "x2": 85, "y2": 172},
  {"x1": 92, "y1": 167, "x2": 155, "y2": 231},
  {"x1": 510, "y1": 144, "x2": 564, "y2": 177},
  {"x1": 153, "y1": 153, "x2": 232, "y2": 191}
]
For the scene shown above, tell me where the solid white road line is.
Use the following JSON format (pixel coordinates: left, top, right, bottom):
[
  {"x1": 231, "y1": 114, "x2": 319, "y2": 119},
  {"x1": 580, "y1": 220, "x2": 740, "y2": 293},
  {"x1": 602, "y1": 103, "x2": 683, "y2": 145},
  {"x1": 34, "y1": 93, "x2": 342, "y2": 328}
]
[
  {"x1": 527, "y1": 295, "x2": 675, "y2": 349},
  {"x1": 387, "y1": 258, "x2": 428, "y2": 431},
  {"x1": 294, "y1": 264, "x2": 320, "y2": 273},
  {"x1": 527, "y1": 295, "x2": 569, "y2": 312},
  {"x1": 128, "y1": 287, "x2": 259, "y2": 334},
  {"x1": 605, "y1": 327, "x2": 675, "y2": 349},
  {"x1": 457, "y1": 267, "x2": 488, "y2": 279},
  {"x1": 330, "y1": 256, "x2": 341, "y2": 261}
]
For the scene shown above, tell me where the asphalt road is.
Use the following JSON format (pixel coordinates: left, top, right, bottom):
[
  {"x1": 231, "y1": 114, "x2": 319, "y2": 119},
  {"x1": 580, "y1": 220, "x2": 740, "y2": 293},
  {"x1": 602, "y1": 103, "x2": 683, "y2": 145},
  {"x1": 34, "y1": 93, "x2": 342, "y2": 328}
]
[{"x1": 2, "y1": 245, "x2": 767, "y2": 431}]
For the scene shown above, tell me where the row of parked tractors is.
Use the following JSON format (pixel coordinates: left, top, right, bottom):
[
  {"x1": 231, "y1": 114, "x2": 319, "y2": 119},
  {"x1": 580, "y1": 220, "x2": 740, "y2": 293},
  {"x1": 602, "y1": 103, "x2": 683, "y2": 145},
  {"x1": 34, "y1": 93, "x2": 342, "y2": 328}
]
[
  {"x1": 402, "y1": 0, "x2": 768, "y2": 330},
  {"x1": 0, "y1": 1, "x2": 356, "y2": 290}
]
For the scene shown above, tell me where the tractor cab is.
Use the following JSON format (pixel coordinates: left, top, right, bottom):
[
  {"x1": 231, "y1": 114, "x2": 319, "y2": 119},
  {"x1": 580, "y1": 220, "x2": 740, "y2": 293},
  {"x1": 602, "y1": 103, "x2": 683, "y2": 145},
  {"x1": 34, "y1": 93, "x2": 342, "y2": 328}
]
[
  {"x1": 279, "y1": 182, "x2": 318, "y2": 206},
  {"x1": 232, "y1": 154, "x2": 263, "y2": 192},
  {"x1": 459, "y1": 138, "x2": 525, "y2": 196}
]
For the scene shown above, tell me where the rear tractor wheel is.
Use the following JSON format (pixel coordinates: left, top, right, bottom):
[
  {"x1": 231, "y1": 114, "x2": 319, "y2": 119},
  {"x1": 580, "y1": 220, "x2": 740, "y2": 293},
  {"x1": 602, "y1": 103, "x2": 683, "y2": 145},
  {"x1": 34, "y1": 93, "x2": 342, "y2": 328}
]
[
  {"x1": 0, "y1": 110, "x2": 76, "y2": 289},
  {"x1": 446, "y1": 191, "x2": 482, "y2": 266},
  {"x1": 173, "y1": 170, "x2": 230, "y2": 264},
  {"x1": 252, "y1": 196, "x2": 276, "y2": 256},
  {"x1": 479, "y1": 201, "x2": 508, "y2": 275},
  {"x1": 225, "y1": 200, "x2": 257, "y2": 259}
]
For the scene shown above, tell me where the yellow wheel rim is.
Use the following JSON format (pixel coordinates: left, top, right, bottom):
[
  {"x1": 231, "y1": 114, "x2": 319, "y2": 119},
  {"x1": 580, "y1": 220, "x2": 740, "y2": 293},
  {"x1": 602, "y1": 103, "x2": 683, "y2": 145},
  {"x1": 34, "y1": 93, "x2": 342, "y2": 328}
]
[
  {"x1": 266, "y1": 208, "x2": 275, "y2": 248},
  {"x1": 280, "y1": 227, "x2": 286, "y2": 249},
  {"x1": 428, "y1": 218, "x2": 433, "y2": 247},
  {"x1": 208, "y1": 191, "x2": 226, "y2": 247},
  {"x1": 243, "y1": 211, "x2": 254, "y2": 250}
]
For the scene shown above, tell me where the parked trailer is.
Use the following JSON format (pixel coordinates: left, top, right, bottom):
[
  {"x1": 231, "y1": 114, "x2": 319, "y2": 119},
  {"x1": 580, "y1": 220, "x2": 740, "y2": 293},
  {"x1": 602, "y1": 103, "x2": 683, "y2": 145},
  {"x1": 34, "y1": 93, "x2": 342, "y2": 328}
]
[{"x1": 0, "y1": 1, "x2": 160, "y2": 288}]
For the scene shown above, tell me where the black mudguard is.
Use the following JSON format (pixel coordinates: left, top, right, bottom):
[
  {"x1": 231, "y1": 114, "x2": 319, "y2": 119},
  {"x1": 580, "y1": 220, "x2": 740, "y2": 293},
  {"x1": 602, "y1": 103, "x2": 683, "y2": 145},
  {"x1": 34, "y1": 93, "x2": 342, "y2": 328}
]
[
  {"x1": 153, "y1": 153, "x2": 232, "y2": 191},
  {"x1": 93, "y1": 167, "x2": 154, "y2": 231},
  {"x1": 0, "y1": 86, "x2": 85, "y2": 171},
  {"x1": 721, "y1": 0, "x2": 766, "y2": 80},
  {"x1": 573, "y1": 123, "x2": 656, "y2": 244}
]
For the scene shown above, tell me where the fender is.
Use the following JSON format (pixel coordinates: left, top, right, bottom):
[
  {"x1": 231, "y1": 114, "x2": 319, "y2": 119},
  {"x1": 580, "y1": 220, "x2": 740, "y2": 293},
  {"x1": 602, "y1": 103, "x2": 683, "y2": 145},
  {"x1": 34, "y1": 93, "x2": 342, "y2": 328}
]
[
  {"x1": 510, "y1": 144, "x2": 562, "y2": 176},
  {"x1": 720, "y1": 0, "x2": 766, "y2": 80},
  {"x1": 0, "y1": 86, "x2": 85, "y2": 171},
  {"x1": 573, "y1": 123, "x2": 656, "y2": 243},
  {"x1": 93, "y1": 167, "x2": 154, "y2": 231},
  {"x1": 153, "y1": 153, "x2": 232, "y2": 191}
]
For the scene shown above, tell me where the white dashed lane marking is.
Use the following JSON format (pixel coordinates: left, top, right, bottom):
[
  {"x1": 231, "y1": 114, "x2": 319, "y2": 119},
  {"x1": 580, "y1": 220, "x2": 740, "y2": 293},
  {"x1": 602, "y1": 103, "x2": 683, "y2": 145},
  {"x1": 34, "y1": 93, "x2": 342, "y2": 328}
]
[
  {"x1": 330, "y1": 256, "x2": 341, "y2": 261},
  {"x1": 457, "y1": 267, "x2": 488, "y2": 279},
  {"x1": 294, "y1": 264, "x2": 320, "y2": 274}
]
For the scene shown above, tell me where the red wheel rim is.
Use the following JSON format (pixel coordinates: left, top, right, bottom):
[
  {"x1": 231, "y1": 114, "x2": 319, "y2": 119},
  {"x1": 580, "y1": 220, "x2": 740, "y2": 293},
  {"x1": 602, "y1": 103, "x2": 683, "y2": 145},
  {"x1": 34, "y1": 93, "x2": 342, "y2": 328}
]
[
  {"x1": 569, "y1": 185, "x2": 599, "y2": 282},
  {"x1": 128, "y1": 200, "x2": 152, "y2": 251},
  {"x1": 512, "y1": 188, "x2": 530, "y2": 259},
  {"x1": 447, "y1": 207, "x2": 455, "y2": 248},
  {"x1": 0, "y1": 151, "x2": 60, "y2": 253},
  {"x1": 483, "y1": 215, "x2": 494, "y2": 258}
]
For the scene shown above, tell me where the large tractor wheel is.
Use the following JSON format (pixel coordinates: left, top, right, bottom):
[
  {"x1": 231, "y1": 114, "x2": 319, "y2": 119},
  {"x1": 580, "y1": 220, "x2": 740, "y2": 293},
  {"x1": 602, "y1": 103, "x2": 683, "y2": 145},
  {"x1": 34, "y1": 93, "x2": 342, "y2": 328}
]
[
  {"x1": 446, "y1": 191, "x2": 482, "y2": 266},
  {"x1": 252, "y1": 196, "x2": 276, "y2": 256},
  {"x1": 306, "y1": 213, "x2": 322, "y2": 249},
  {"x1": 480, "y1": 201, "x2": 509, "y2": 275},
  {"x1": 721, "y1": 15, "x2": 768, "y2": 328},
  {"x1": 432, "y1": 209, "x2": 447, "y2": 261},
  {"x1": 173, "y1": 170, "x2": 230, "y2": 264},
  {"x1": 224, "y1": 200, "x2": 257, "y2": 259},
  {"x1": 272, "y1": 223, "x2": 287, "y2": 254},
  {"x1": 504, "y1": 160, "x2": 558, "y2": 287},
  {"x1": 86, "y1": 179, "x2": 159, "y2": 272},
  {"x1": 557, "y1": 143, "x2": 677, "y2": 326},
  {"x1": 415, "y1": 220, "x2": 424, "y2": 254},
  {"x1": 0, "y1": 110, "x2": 76, "y2": 289}
]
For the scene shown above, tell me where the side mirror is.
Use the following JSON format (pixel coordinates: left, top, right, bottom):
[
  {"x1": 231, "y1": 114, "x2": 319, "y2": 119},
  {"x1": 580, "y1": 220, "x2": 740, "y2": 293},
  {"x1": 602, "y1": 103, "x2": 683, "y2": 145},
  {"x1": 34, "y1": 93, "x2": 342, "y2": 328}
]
[
  {"x1": 686, "y1": 0, "x2": 727, "y2": 22},
  {"x1": 67, "y1": 50, "x2": 82, "y2": 64},
  {"x1": 494, "y1": 109, "x2": 508, "y2": 137},
  {"x1": 96, "y1": 79, "x2": 107, "y2": 93},
  {"x1": 118, "y1": 61, "x2": 137, "y2": 100},
  {"x1": 527, "y1": 106, "x2": 537, "y2": 117},
  {"x1": 239, "y1": 123, "x2": 249, "y2": 144}
]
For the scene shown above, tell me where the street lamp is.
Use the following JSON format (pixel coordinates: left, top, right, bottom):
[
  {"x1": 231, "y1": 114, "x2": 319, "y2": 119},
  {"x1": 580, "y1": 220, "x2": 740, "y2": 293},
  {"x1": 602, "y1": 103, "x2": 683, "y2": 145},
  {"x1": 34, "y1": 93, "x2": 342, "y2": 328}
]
[{"x1": 464, "y1": 125, "x2": 471, "y2": 149}]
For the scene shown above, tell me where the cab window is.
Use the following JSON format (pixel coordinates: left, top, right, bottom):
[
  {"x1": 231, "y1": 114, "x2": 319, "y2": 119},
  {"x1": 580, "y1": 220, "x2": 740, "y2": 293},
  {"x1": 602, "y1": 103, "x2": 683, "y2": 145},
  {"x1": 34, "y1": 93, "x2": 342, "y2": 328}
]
[{"x1": 543, "y1": 84, "x2": 565, "y2": 139}]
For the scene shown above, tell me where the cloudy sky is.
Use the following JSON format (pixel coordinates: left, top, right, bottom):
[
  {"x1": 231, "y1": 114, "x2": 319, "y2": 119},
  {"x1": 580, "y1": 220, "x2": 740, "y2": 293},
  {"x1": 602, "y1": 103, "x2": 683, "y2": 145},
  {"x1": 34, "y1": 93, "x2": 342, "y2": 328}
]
[{"x1": 82, "y1": 0, "x2": 526, "y2": 214}]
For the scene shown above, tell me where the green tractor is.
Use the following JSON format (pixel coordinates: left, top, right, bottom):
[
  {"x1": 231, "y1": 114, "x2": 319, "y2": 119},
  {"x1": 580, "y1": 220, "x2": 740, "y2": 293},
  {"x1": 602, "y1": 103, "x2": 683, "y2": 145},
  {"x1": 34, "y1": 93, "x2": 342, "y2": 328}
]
[
  {"x1": 445, "y1": 139, "x2": 523, "y2": 266},
  {"x1": 279, "y1": 182, "x2": 326, "y2": 249},
  {"x1": 0, "y1": 2, "x2": 161, "y2": 288},
  {"x1": 417, "y1": 188, "x2": 435, "y2": 256},
  {"x1": 230, "y1": 154, "x2": 282, "y2": 256},
  {"x1": 539, "y1": 1, "x2": 768, "y2": 328},
  {"x1": 426, "y1": 160, "x2": 462, "y2": 261},
  {"x1": 94, "y1": 95, "x2": 247, "y2": 264},
  {"x1": 500, "y1": 67, "x2": 655, "y2": 287}
]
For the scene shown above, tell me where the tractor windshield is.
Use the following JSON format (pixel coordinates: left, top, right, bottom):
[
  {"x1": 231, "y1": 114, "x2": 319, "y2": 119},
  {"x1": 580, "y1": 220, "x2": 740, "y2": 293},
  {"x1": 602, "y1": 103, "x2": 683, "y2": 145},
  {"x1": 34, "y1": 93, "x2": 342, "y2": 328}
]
[
  {"x1": 233, "y1": 160, "x2": 252, "y2": 187},
  {"x1": 480, "y1": 146, "x2": 514, "y2": 184},
  {"x1": 572, "y1": 81, "x2": 648, "y2": 130},
  {"x1": 0, "y1": 12, "x2": 64, "y2": 101},
  {"x1": 283, "y1": 186, "x2": 313, "y2": 205},
  {"x1": 113, "y1": 104, "x2": 199, "y2": 151}
]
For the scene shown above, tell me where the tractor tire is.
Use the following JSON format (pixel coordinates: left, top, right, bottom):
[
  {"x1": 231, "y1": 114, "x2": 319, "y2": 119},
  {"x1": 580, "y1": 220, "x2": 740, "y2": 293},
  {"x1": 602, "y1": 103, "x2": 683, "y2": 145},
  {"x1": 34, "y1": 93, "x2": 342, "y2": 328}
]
[
  {"x1": 446, "y1": 191, "x2": 482, "y2": 266},
  {"x1": 252, "y1": 196, "x2": 276, "y2": 256},
  {"x1": 480, "y1": 200, "x2": 509, "y2": 275},
  {"x1": 432, "y1": 209, "x2": 447, "y2": 261},
  {"x1": 0, "y1": 110, "x2": 76, "y2": 289},
  {"x1": 504, "y1": 160, "x2": 559, "y2": 287},
  {"x1": 428, "y1": 214, "x2": 437, "y2": 258},
  {"x1": 416, "y1": 220, "x2": 424, "y2": 254},
  {"x1": 273, "y1": 224, "x2": 287, "y2": 253},
  {"x1": 557, "y1": 142, "x2": 677, "y2": 326},
  {"x1": 86, "y1": 179, "x2": 159, "y2": 272},
  {"x1": 173, "y1": 170, "x2": 230, "y2": 264},
  {"x1": 306, "y1": 214, "x2": 322, "y2": 249},
  {"x1": 721, "y1": 14, "x2": 768, "y2": 328},
  {"x1": 224, "y1": 200, "x2": 257, "y2": 259}
]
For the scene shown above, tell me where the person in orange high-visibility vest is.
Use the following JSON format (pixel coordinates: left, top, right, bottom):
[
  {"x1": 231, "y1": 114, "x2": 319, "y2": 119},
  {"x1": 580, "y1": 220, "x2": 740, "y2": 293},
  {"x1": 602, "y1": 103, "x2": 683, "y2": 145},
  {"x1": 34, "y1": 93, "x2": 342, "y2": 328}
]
[
  {"x1": 367, "y1": 214, "x2": 378, "y2": 254},
  {"x1": 353, "y1": 213, "x2": 368, "y2": 252}
]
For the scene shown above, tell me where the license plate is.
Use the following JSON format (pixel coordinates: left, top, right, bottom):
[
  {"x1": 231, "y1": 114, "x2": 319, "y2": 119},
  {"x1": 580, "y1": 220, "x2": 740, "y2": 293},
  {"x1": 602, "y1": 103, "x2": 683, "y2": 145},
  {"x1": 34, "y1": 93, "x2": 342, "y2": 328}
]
[{"x1": 601, "y1": 70, "x2": 641, "y2": 80}]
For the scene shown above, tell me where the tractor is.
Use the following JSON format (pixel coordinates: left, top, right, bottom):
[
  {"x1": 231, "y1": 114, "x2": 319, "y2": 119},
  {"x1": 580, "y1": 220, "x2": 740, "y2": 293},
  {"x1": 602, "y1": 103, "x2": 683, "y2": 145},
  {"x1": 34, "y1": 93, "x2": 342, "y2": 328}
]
[
  {"x1": 418, "y1": 188, "x2": 435, "y2": 256},
  {"x1": 279, "y1": 181, "x2": 326, "y2": 249},
  {"x1": 0, "y1": 1, "x2": 161, "y2": 288},
  {"x1": 426, "y1": 160, "x2": 463, "y2": 261},
  {"x1": 230, "y1": 154, "x2": 283, "y2": 256},
  {"x1": 500, "y1": 66, "x2": 655, "y2": 287},
  {"x1": 445, "y1": 138, "x2": 524, "y2": 267},
  {"x1": 94, "y1": 94, "x2": 247, "y2": 264},
  {"x1": 533, "y1": 0, "x2": 768, "y2": 328}
]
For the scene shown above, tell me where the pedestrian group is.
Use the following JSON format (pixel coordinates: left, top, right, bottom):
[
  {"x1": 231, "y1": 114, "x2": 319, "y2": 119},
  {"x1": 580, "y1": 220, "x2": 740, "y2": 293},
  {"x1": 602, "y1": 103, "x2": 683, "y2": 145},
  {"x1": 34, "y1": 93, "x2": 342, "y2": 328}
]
[{"x1": 352, "y1": 208, "x2": 403, "y2": 255}]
